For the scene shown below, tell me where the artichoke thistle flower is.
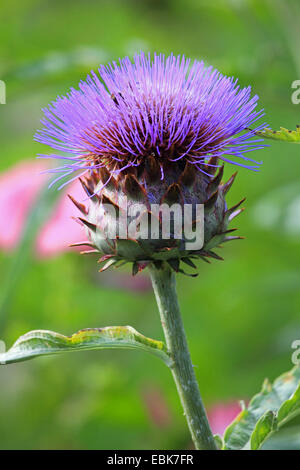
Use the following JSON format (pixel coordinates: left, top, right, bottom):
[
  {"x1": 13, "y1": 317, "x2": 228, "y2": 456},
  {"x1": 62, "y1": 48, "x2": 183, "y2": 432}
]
[
  {"x1": 33, "y1": 53, "x2": 269, "y2": 451},
  {"x1": 35, "y1": 52, "x2": 265, "y2": 275},
  {"x1": 3, "y1": 51, "x2": 299, "y2": 452}
]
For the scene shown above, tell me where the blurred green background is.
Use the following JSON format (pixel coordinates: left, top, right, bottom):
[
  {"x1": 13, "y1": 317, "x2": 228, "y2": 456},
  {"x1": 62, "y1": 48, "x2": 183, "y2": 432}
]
[{"x1": 0, "y1": 0, "x2": 300, "y2": 450}]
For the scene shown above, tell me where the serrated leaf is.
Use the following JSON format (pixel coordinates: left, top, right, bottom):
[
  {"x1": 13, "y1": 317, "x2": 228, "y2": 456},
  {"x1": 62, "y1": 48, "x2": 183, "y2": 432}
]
[
  {"x1": 223, "y1": 366, "x2": 300, "y2": 450},
  {"x1": 255, "y1": 126, "x2": 300, "y2": 143},
  {"x1": 0, "y1": 326, "x2": 172, "y2": 366},
  {"x1": 250, "y1": 384, "x2": 300, "y2": 450}
]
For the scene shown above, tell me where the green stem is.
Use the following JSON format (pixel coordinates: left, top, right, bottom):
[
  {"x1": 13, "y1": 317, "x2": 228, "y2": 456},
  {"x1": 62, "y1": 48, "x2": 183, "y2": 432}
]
[{"x1": 149, "y1": 263, "x2": 217, "y2": 450}]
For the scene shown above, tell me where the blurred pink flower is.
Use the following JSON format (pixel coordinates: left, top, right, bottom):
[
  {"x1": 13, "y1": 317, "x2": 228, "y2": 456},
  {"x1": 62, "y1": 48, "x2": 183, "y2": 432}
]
[
  {"x1": 140, "y1": 381, "x2": 241, "y2": 437},
  {"x1": 0, "y1": 160, "x2": 85, "y2": 256},
  {"x1": 36, "y1": 176, "x2": 85, "y2": 257},
  {"x1": 0, "y1": 160, "x2": 48, "y2": 251},
  {"x1": 0, "y1": 160, "x2": 152, "y2": 292},
  {"x1": 208, "y1": 402, "x2": 241, "y2": 436},
  {"x1": 141, "y1": 384, "x2": 172, "y2": 428}
]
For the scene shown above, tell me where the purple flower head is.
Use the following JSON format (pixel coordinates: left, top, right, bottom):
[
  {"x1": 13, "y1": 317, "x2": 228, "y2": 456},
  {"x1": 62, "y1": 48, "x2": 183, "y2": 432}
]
[{"x1": 35, "y1": 52, "x2": 266, "y2": 188}]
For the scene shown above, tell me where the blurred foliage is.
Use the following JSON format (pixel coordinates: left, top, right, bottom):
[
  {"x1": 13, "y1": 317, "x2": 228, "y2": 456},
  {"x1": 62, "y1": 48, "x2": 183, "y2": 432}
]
[{"x1": 0, "y1": 0, "x2": 300, "y2": 449}]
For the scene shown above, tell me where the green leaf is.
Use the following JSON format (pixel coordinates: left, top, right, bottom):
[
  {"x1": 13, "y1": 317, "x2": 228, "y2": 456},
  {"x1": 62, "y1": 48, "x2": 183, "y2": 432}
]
[
  {"x1": 0, "y1": 326, "x2": 172, "y2": 367},
  {"x1": 223, "y1": 366, "x2": 300, "y2": 450},
  {"x1": 250, "y1": 383, "x2": 300, "y2": 450},
  {"x1": 277, "y1": 382, "x2": 300, "y2": 426},
  {"x1": 214, "y1": 434, "x2": 224, "y2": 450},
  {"x1": 255, "y1": 126, "x2": 300, "y2": 143},
  {"x1": 250, "y1": 410, "x2": 277, "y2": 450},
  {"x1": 262, "y1": 425, "x2": 300, "y2": 450}
]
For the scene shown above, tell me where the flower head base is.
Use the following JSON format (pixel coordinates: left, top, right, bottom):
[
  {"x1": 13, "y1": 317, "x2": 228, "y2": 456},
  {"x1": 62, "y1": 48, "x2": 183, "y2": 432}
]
[
  {"x1": 36, "y1": 53, "x2": 266, "y2": 275},
  {"x1": 36, "y1": 52, "x2": 265, "y2": 187}
]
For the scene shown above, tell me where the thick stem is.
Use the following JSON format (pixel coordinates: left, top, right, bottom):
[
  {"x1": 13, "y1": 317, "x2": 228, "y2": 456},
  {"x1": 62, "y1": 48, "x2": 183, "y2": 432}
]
[{"x1": 149, "y1": 263, "x2": 217, "y2": 450}]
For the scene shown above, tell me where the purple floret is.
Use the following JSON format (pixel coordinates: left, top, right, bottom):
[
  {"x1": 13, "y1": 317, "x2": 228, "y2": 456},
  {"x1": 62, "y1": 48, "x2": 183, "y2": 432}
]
[{"x1": 35, "y1": 52, "x2": 266, "y2": 188}]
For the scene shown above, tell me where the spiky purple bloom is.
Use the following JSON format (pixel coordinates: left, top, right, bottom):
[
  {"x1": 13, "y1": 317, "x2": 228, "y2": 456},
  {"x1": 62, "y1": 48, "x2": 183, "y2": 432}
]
[{"x1": 35, "y1": 52, "x2": 265, "y2": 188}]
